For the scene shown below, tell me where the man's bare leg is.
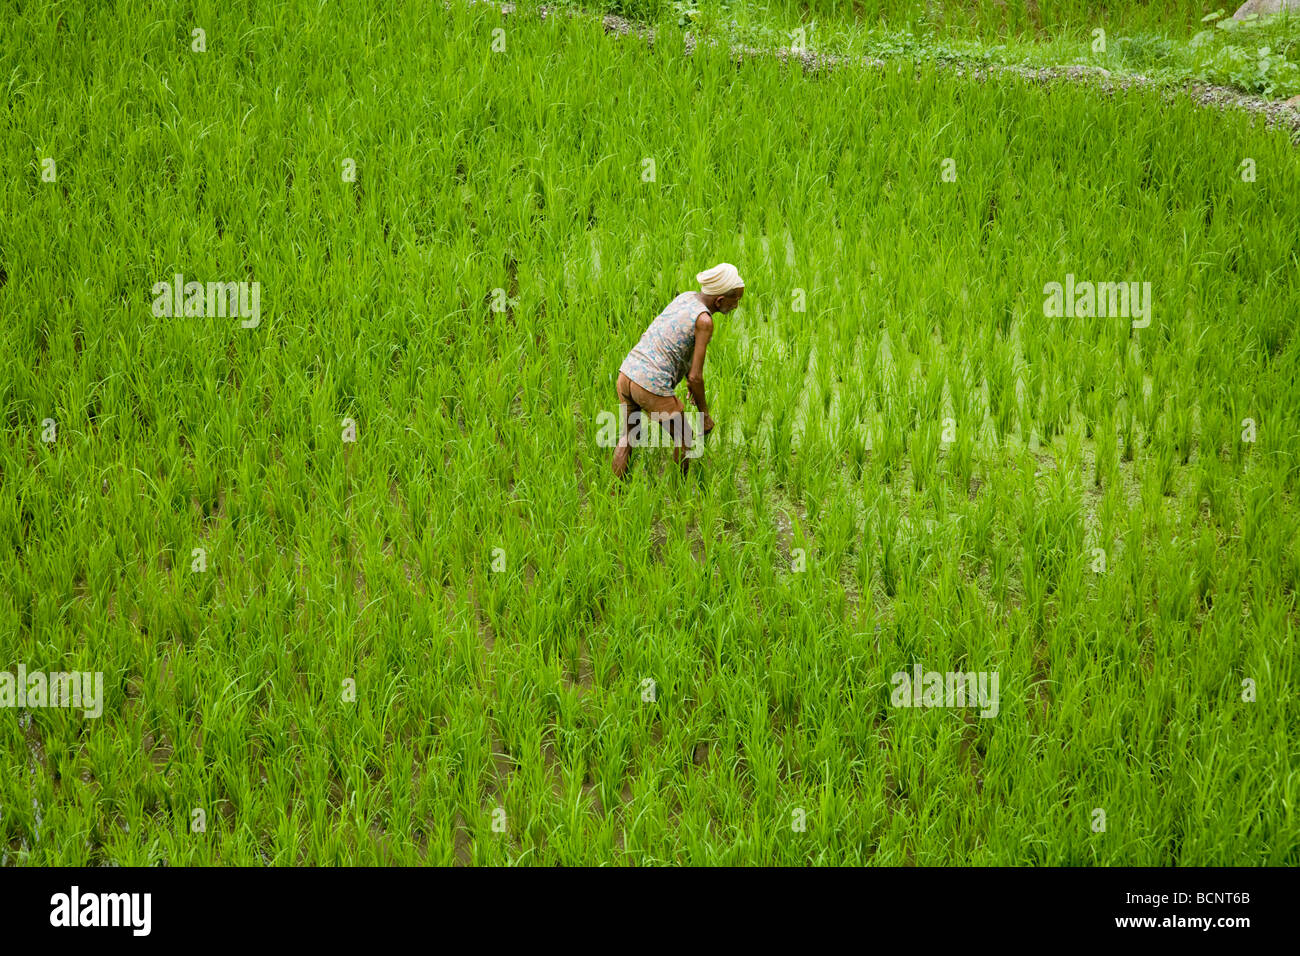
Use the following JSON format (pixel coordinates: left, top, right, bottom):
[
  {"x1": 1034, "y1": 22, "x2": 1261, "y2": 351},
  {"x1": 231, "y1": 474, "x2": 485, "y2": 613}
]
[
  {"x1": 613, "y1": 374, "x2": 639, "y2": 480},
  {"x1": 659, "y1": 403, "x2": 693, "y2": 476}
]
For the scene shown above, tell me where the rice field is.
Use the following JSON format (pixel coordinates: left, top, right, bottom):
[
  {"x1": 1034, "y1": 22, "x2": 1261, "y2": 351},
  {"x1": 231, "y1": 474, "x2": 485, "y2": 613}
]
[
  {"x1": 771, "y1": 0, "x2": 1219, "y2": 38},
  {"x1": 2, "y1": 0, "x2": 1298, "y2": 866}
]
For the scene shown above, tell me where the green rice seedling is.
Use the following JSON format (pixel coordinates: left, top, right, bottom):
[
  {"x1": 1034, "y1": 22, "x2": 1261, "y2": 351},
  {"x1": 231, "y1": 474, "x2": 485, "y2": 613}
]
[
  {"x1": 911, "y1": 419, "x2": 938, "y2": 494},
  {"x1": 1120, "y1": 403, "x2": 1138, "y2": 464},
  {"x1": 986, "y1": 335, "x2": 1017, "y2": 442},
  {"x1": 1093, "y1": 412, "x2": 1118, "y2": 490}
]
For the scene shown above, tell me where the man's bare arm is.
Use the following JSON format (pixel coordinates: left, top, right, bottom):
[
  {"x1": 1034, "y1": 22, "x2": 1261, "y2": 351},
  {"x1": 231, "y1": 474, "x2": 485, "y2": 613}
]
[{"x1": 687, "y1": 313, "x2": 714, "y2": 429}]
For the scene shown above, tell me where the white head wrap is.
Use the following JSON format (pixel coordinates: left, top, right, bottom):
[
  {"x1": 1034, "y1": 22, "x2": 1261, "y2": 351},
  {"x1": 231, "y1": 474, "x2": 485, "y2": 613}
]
[{"x1": 697, "y1": 263, "x2": 744, "y2": 296}]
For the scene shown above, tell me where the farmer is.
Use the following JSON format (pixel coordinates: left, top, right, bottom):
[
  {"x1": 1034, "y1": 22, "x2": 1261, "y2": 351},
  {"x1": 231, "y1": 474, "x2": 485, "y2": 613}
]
[{"x1": 612, "y1": 263, "x2": 745, "y2": 478}]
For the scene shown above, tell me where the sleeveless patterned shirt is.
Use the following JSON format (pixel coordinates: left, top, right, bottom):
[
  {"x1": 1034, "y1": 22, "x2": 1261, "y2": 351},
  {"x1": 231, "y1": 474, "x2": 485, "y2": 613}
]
[{"x1": 620, "y1": 292, "x2": 710, "y2": 397}]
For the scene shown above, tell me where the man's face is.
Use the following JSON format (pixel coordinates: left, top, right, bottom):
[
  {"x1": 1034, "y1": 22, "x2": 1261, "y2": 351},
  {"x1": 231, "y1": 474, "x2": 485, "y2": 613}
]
[{"x1": 716, "y1": 287, "x2": 744, "y2": 313}]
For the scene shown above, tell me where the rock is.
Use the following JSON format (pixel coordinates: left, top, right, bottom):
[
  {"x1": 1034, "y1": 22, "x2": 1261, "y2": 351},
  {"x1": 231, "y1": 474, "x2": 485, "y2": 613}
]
[
  {"x1": 1286, "y1": 94, "x2": 1300, "y2": 108},
  {"x1": 1232, "y1": 0, "x2": 1300, "y2": 19}
]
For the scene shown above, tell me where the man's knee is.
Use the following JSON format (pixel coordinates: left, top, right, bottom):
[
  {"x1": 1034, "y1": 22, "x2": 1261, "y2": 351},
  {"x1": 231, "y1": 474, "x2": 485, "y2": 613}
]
[{"x1": 647, "y1": 407, "x2": 687, "y2": 449}]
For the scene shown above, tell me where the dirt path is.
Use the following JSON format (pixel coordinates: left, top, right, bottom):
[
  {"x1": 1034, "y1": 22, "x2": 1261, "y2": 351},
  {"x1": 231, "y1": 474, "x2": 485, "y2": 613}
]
[{"x1": 487, "y1": 2, "x2": 1300, "y2": 144}]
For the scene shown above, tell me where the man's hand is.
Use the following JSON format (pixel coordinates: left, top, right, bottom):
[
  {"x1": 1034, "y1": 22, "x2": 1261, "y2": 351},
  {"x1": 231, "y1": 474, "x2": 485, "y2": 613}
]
[{"x1": 703, "y1": 413, "x2": 715, "y2": 435}]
